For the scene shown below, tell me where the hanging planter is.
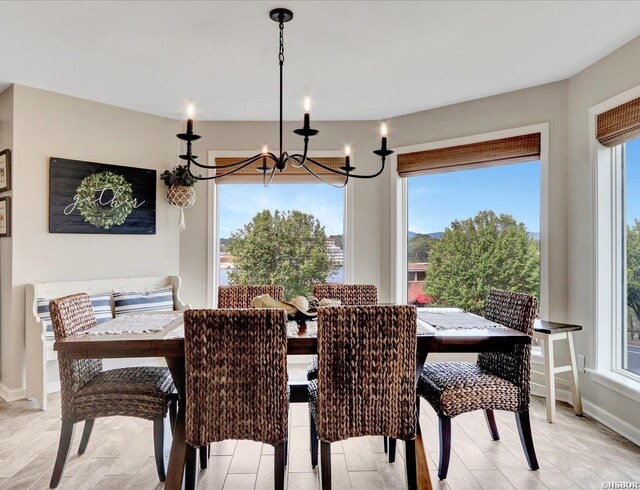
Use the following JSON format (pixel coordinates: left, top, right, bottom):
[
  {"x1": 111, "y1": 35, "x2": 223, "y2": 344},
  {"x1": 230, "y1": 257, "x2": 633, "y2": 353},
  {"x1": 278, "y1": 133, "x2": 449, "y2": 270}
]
[{"x1": 160, "y1": 165, "x2": 198, "y2": 231}]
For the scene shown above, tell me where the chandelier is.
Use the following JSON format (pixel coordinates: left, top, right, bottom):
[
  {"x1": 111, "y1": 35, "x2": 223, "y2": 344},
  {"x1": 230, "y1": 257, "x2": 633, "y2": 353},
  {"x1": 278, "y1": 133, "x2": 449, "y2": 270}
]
[{"x1": 176, "y1": 8, "x2": 394, "y2": 187}]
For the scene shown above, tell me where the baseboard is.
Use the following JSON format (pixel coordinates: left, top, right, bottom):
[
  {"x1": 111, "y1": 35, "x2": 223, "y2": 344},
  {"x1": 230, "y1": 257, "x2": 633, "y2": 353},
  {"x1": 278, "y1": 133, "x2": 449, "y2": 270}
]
[
  {"x1": 0, "y1": 382, "x2": 26, "y2": 402},
  {"x1": 531, "y1": 377, "x2": 640, "y2": 446},
  {"x1": 581, "y1": 398, "x2": 640, "y2": 447}
]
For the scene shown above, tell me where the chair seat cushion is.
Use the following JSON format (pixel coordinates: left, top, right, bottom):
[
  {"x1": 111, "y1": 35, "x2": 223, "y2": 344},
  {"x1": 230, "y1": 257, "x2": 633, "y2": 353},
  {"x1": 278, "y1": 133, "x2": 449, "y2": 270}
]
[
  {"x1": 308, "y1": 379, "x2": 318, "y2": 422},
  {"x1": 73, "y1": 366, "x2": 175, "y2": 422},
  {"x1": 417, "y1": 362, "x2": 518, "y2": 417}
]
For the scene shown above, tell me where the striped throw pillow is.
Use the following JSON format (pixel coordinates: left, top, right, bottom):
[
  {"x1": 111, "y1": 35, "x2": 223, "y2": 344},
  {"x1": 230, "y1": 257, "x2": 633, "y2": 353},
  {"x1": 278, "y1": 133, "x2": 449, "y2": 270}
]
[
  {"x1": 113, "y1": 286, "x2": 174, "y2": 317},
  {"x1": 38, "y1": 292, "x2": 113, "y2": 339}
]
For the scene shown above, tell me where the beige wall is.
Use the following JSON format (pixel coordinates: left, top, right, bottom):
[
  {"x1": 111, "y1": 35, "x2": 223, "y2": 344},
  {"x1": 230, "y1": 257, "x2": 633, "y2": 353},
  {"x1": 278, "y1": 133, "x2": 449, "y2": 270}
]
[
  {"x1": 0, "y1": 86, "x2": 14, "y2": 397},
  {"x1": 0, "y1": 85, "x2": 180, "y2": 391},
  {"x1": 568, "y1": 36, "x2": 640, "y2": 436}
]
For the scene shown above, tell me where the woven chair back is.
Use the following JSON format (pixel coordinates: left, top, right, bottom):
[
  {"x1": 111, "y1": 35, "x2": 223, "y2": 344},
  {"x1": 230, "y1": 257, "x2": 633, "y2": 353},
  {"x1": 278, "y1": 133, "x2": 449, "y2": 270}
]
[
  {"x1": 316, "y1": 305, "x2": 417, "y2": 442},
  {"x1": 49, "y1": 293, "x2": 101, "y2": 421},
  {"x1": 183, "y1": 308, "x2": 289, "y2": 447},
  {"x1": 313, "y1": 284, "x2": 377, "y2": 306},
  {"x1": 217, "y1": 284, "x2": 285, "y2": 308},
  {"x1": 477, "y1": 289, "x2": 538, "y2": 412}
]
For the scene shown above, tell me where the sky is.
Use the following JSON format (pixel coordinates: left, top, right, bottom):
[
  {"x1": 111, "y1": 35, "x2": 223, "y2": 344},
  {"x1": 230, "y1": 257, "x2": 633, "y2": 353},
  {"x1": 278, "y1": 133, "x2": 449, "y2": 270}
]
[
  {"x1": 218, "y1": 183, "x2": 344, "y2": 239},
  {"x1": 627, "y1": 138, "x2": 640, "y2": 225},
  {"x1": 218, "y1": 161, "x2": 543, "y2": 239},
  {"x1": 408, "y1": 160, "x2": 541, "y2": 234}
]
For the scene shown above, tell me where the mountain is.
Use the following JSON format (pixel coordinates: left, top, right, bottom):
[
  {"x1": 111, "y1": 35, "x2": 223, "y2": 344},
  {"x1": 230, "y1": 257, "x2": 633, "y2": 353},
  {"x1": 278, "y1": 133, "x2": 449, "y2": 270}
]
[{"x1": 409, "y1": 231, "x2": 443, "y2": 240}]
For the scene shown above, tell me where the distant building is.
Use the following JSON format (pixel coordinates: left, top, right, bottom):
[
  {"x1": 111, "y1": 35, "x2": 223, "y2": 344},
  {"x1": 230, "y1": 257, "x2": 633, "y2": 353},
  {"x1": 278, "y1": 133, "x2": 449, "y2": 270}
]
[
  {"x1": 408, "y1": 262, "x2": 428, "y2": 304},
  {"x1": 219, "y1": 252, "x2": 235, "y2": 270},
  {"x1": 326, "y1": 236, "x2": 344, "y2": 265}
]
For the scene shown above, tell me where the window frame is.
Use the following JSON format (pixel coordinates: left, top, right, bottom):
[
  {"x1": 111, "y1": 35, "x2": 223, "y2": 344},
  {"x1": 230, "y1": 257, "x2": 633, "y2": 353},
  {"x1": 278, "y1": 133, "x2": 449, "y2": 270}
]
[
  {"x1": 589, "y1": 85, "x2": 640, "y2": 400},
  {"x1": 206, "y1": 150, "x2": 353, "y2": 307},
  {"x1": 389, "y1": 123, "x2": 550, "y2": 320}
]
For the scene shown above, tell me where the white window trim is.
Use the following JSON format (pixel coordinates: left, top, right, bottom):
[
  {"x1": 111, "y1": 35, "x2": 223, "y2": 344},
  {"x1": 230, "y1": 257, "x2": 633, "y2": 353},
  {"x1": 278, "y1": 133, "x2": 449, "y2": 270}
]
[
  {"x1": 589, "y1": 84, "x2": 640, "y2": 398},
  {"x1": 206, "y1": 150, "x2": 352, "y2": 308},
  {"x1": 389, "y1": 123, "x2": 550, "y2": 320}
]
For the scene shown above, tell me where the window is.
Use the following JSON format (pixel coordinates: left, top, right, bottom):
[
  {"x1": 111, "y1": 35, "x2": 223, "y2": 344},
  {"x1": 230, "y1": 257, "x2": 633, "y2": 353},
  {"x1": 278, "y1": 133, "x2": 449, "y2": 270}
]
[
  {"x1": 618, "y1": 138, "x2": 640, "y2": 377},
  {"x1": 406, "y1": 162, "x2": 541, "y2": 312},
  {"x1": 216, "y1": 183, "x2": 345, "y2": 298}
]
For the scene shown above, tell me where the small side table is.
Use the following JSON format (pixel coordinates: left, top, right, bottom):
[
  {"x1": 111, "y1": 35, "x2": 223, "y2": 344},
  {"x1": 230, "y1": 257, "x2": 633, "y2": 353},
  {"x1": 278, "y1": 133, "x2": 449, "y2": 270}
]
[{"x1": 531, "y1": 320, "x2": 583, "y2": 423}]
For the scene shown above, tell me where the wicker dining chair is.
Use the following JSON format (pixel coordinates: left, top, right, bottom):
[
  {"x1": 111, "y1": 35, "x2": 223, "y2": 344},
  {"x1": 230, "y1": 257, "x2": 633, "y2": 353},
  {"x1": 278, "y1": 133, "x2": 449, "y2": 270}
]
[
  {"x1": 309, "y1": 305, "x2": 418, "y2": 489},
  {"x1": 417, "y1": 289, "x2": 539, "y2": 480},
  {"x1": 48, "y1": 293, "x2": 177, "y2": 488},
  {"x1": 183, "y1": 308, "x2": 289, "y2": 490},
  {"x1": 306, "y1": 284, "x2": 377, "y2": 381},
  {"x1": 217, "y1": 284, "x2": 285, "y2": 308}
]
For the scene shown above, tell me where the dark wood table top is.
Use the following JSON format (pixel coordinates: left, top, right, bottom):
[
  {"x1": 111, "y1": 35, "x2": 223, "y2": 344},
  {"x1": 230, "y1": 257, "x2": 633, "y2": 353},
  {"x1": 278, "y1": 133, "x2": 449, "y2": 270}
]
[
  {"x1": 54, "y1": 308, "x2": 531, "y2": 359},
  {"x1": 534, "y1": 319, "x2": 582, "y2": 334}
]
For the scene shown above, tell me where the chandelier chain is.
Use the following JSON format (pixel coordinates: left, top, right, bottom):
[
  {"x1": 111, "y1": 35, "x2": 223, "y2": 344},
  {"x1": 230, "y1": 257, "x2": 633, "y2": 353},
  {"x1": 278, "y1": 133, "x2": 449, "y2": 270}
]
[{"x1": 278, "y1": 22, "x2": 285, "y2": 65}]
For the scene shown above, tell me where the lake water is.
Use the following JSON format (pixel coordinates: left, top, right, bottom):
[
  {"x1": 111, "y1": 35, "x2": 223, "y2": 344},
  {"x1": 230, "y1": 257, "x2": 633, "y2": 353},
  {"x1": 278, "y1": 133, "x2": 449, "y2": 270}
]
[{"x1": 219, "y1": 266, "x2": 344, "y2": 286}]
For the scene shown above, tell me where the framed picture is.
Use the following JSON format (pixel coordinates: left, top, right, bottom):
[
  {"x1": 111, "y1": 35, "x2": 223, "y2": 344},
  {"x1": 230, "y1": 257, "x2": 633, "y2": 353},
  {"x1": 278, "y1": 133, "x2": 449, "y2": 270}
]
[
  {"x1": 0, "y1": 149, "x2": 11, "y2": 192},
  {"x1": 49, "y1": 157, "x2": 156, "y2": 234},
  {"x1": 0, "y1": 196, "x2": 11, "y2": 237}
]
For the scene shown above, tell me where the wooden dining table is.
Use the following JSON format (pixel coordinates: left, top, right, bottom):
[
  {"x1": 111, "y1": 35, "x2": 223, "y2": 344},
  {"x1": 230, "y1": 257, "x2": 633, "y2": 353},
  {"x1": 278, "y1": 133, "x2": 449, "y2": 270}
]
[{"x1": 54, "y1": 308, "x2": 531, "y2": 490}]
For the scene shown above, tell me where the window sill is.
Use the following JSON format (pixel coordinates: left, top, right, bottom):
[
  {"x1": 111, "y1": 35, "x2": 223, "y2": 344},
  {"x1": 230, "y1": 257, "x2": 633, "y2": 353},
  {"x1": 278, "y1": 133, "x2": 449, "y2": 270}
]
[{"x1": 587, "y1": 368, "x2": 640, "y2": 403}]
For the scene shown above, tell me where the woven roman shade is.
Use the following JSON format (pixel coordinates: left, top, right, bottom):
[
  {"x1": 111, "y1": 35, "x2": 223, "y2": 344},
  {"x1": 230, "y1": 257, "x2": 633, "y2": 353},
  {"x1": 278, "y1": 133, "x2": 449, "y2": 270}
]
[
  {"x1": 214, "y1": 157, "x2": 347, "y2": 184},
  {"x1": 396, "y1": 133, "x2": 541, "y2": 177},
  {"x1": 596, "y1": 97, "x2": 640, "y2": 148}
]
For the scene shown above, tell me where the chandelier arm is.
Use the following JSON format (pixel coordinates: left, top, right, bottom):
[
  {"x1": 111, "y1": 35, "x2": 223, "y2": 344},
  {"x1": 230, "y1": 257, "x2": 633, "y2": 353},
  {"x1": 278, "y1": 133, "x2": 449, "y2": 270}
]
[
  {"x1": 288, "y1": 137, "x2": 310, "y2": 168},
  {"x1": 302, "y1": 155, "x2": 388, "y2": 179},
  {"x1": 299, "y1": 162, "x2": 348, "y2": 188},
  {"x1": 279, "y1": 20, "x2": 284, "y2": 162},
  {"x1": 186, "y1": 154, "x2": 265, "y2": 181},
  {"x1": 262, "y1": 164, "x2": 277, "y2": 187},
  {"x1": 187, "y1": 153, "x2": 263, "y2": 170}
]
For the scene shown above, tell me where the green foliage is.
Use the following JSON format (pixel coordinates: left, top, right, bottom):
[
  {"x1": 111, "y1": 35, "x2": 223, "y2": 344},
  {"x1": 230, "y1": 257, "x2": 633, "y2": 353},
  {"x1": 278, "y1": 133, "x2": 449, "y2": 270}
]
[
  {"x1": 626, "y1": 220, "x2": 640, "y2": 321},
  {"x1": 331, "y1": 235, "x2": 343, "y2": 249},
  {"x1": 408, "y1": 234, "x2": 435, "y2": 263},
  {"x1": 424, "y1": 210, "x2": 539, "y2": 313},
  {"x1": 227, "y1": 210, "x2": 338, "y2": 297},
  {"x1": 75, "y1": 172, "x2": 134, "y2": 229},
  {"x1": 160, "y1": 164, "x2": 197, "y2": 187}
]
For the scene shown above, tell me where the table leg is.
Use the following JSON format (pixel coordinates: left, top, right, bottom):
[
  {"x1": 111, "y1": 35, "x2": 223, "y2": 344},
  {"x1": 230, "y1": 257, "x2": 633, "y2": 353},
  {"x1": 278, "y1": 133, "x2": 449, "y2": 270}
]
[
  {"x1": 415, "y1": 352, "x2": 432, "y2": 490},
  {"x1": 165, "y1": 356, "x2": 186, "y2": 490}
]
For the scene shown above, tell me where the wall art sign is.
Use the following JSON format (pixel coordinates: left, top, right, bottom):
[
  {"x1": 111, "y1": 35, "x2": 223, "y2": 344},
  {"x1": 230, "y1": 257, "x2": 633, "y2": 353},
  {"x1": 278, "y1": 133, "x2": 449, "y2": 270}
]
[
  {"x1": 0, "y1": 149, "x2": 11, "y2": 192},
  {"x1": 49, "y1": 157, "x2": 156, "y2": 234},
  {"x1": 0, "y1": 196, "x2": 10, "y2": 237}
]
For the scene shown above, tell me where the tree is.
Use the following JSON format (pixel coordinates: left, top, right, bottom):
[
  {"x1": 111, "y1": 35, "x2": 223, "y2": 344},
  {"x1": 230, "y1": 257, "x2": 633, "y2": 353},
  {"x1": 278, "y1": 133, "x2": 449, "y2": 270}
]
[
  {"x1": 408, "y1": 233, "x2": 435, "y2": 263},
  {"x1": 626, "y1": 220, "x2": 640, "y2": 322},
  {"x1": 227, "y1": 210, "x2": 338, "y2": 297},
  {"x1": 424, "y1": 210, "x2": 539, "y2": 314}
]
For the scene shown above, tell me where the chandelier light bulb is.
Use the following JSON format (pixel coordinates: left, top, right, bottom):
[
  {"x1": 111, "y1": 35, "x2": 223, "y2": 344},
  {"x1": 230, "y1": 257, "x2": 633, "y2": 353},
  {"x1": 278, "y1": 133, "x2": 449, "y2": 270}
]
[
  {"x1": 344, "y1": 144, "x2": 351, "y2": 156},
  {"x1": 380, "y1": 121, "x2": 388, "y2": 138},
  {"x1": 304, "y1": 97, "x2": 311, "y2": 113},
  {"x1": 187, "y1": 104, "x2": 195, "y2": 119},
  {"x1": 262, "y1": 145, "x2": 269, "y2": 154}
]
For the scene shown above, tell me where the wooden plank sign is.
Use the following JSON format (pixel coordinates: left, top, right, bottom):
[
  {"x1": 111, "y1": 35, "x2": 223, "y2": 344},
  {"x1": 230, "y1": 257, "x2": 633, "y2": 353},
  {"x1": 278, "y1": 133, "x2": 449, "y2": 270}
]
[{"x1": 49, "y1": 157, "x2": 156, "y2": 234}]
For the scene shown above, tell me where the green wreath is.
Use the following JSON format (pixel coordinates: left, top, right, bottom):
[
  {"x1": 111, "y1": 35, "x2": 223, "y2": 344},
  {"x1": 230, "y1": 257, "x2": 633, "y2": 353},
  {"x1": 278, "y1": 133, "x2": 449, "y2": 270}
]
[{"x1": 75, "y1": 171, "x2": 134, "y2": 229}]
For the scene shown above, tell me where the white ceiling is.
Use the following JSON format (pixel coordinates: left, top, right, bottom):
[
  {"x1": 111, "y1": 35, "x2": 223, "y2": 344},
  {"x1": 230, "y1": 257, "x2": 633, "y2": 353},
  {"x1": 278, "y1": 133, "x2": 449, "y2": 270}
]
[{"x1": 1, "y1": 1, "x2": 640, "y2": 121}]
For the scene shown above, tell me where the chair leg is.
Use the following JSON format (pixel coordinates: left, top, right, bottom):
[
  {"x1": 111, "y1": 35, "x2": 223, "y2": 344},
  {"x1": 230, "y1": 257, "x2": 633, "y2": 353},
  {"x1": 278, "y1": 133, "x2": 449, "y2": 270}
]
[
  {"x1": 185, "y1": 444, "x2": 198, "y2": 490},
  {"x1": 200, "y1": 445, "x2": 208, "y2": 469},
  {"x1": 566, "y1": 332, "x2": 584, "y2": 416},
  {"x1": 388, "y1": 438, "x2": 397, "y2": 463},
  {"x1": 438, "y1": 415, "x2": 452, "y2": 480},
  {"x1": 310, "y1": 412, "x2": 319, "y2": 468},
  {"x1": 404, "y1": 439, "x2": 417, "y2": 490},
  {"x1": 274, "y1": 441, "x2": 286, "y2": 490},
  {"x1": 153, "y1": 417, "x2": 166, "y2": 482},
  {"x1": 383, "y1": 436, "x2": 388, "y2": 453},
  {"x1": 320, "y1": 441, "x2": 331, "y2": 490},
  {"x1": 484, "y1": 409, "x2": 500, "y2": 441},
  {"x1": 543, "y1": 334, "x2": 556, "y2": 423},
  {"x1": 78, "y1": 419, "x2": 95, "y2": 455},
  {"x1": 284, "y1": 439, "x2": 288, "y2": 467},
  {"x1": 50, "y1": 420, "x2": 75, "y2": 488},
  {"x1": 168, "y1": 398, "x2": 178, "y2": 435},
  {"x1": 515, "y1": 410, "x2": 539, "y2": 471}
]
